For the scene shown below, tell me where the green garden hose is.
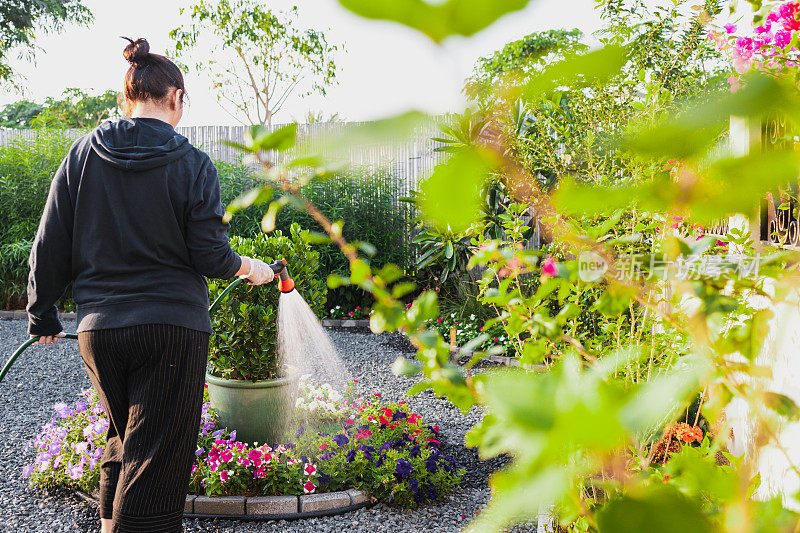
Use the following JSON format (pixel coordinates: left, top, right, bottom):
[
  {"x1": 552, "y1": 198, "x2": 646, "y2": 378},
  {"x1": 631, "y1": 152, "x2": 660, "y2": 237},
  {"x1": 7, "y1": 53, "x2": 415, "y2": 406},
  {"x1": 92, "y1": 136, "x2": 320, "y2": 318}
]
[{"x1": 0, "y1": 276, "x2": 247, "y2": 386}]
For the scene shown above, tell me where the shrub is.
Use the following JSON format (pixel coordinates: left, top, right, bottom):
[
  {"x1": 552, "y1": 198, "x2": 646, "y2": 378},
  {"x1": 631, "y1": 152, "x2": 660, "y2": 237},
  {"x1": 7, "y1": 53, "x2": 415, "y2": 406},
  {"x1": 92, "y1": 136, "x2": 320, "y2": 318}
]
[
  {"x1": 206, "y1": 224, "x2": 327, "y2": 381},
  {"x1": 217, "y1": 160, "x2": 409, "y2": 310},
  {"x1": 0, "y1": 129, "x2": 77, "y2": 308}
]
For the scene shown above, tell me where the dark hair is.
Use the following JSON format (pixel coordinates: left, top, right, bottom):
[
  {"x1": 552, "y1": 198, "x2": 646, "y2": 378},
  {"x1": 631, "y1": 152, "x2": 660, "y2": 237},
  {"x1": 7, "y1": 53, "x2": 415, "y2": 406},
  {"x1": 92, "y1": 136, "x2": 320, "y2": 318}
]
[{"x1": 121, "y1": 37, "x2": 186, "y2": 108}]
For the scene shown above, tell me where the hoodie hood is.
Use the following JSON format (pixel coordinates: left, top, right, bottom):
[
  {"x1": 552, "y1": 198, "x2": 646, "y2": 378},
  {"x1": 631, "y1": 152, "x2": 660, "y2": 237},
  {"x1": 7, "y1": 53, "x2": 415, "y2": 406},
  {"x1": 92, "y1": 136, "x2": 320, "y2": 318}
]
[{"x1": 90, "y1": 117, "x2": 192, "y2": 171}]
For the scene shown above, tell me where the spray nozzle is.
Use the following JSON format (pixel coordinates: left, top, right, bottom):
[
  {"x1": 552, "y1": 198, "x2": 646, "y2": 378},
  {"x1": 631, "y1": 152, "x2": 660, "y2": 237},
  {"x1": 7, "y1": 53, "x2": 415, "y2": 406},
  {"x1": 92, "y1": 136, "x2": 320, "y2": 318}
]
[{"x1": 268, "y1": 259, "x2": 295, "y2": 293}]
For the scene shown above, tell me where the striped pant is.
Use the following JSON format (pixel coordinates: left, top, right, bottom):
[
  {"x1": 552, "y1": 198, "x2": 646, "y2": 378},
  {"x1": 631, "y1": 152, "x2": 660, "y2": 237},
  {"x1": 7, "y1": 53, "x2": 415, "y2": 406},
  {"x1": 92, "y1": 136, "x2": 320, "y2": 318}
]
[{"x1": 78, "y1": 324, "x2": 209, "y2": 533}]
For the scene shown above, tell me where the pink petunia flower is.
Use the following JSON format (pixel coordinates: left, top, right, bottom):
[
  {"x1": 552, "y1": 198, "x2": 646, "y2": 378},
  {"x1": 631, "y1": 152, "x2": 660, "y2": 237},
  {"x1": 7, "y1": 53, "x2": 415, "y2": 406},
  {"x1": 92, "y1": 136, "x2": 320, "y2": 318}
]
[
  {"x1": 541, "y1": 257, "x2": 558, "y2": 278},
  {"x1": 304, "y1": 481, "x2": 316, "y2": 494},
  {"x1": 304, "y1": 463, "x2": 317, "y2": 476},
  {"x1": 724, "y1": 23, "x2": 737, "y2": 33}
]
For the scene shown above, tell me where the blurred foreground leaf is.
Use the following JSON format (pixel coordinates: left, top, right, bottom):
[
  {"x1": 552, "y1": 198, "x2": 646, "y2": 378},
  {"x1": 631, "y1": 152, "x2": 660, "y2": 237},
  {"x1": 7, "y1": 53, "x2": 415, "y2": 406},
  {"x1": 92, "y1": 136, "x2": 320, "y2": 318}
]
[{"x1": 337, "y1": 0, "x2": 532, "y2": 43}]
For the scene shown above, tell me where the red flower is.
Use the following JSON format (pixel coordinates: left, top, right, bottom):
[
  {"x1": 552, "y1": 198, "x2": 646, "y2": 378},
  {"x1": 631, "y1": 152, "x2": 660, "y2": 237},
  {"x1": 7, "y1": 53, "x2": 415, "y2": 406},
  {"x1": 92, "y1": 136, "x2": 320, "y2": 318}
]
[
  {"x1": 407, "y1": 413, "x2": 421, "y2": 424},
  {"x1": 344, "y1": 418, "x2": 355, "y2": 425},
  {"x1": 383, "y1": 408, "x2": 394, "y2": 418},
  {"x1": 319, "y1": 443, "x2": 330, "y2": 451},
  {"x1": 355, "y1": 430, "x2": 373, "y2": 439},
  {"x1": 303, "y1": 481, "x2": 316, "y2": 494},
  {"x1": 304, "y1": 463, "x2": 317, "y2": 476},
  {"x1": 378, "y1": 415, "x2": 389, "y2": 426}
]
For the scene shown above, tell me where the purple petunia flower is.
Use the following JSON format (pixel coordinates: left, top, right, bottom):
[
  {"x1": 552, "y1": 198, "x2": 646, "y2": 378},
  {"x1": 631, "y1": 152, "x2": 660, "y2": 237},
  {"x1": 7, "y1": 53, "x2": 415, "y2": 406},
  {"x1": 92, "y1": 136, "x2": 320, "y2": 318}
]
[
  {"x1": 333, "y1": 434, "x2": 349, "y2": 447},
  {"x1": 195, "y1": 446, "x2": 204, "y2": 457},
  {"x1": 345, "y1": 450, "x2": 356, "y2": 463},
  {"x1": 229, "y1": 430, "x2": 237, "y2": 442},
  {"x1": 425, "y1": 457, "x2": 438, "y2": 472},
  {"x1": 67, "y1": 463, "x2": 83, "y2": 480},
  {"x1": 54, "y1": 403, "x2": 71, "y2": 418},
  {"x1": 21, "y1": 464, "x2": 35, "y2": 478},
  {"x1": 395, "y1": 458, "x2": 412, "y2": 479},
  {"x1": 74, "y1": 401, "x2": 88, "y2": 413}
]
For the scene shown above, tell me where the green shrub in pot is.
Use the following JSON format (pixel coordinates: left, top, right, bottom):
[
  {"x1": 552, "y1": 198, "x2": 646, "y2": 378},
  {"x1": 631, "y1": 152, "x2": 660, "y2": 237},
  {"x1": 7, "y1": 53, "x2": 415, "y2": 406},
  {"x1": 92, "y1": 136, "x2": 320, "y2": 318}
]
[{"x1": 206, "y1": 223, "x2": 327, "y2": 381}]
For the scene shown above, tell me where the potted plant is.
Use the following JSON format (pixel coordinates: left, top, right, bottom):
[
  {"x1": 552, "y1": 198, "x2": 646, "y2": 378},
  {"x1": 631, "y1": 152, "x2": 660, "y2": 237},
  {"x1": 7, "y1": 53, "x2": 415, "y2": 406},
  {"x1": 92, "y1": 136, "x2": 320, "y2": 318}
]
[{"x1": 206, "y1": 224, "x2": 327, "y2": 444}]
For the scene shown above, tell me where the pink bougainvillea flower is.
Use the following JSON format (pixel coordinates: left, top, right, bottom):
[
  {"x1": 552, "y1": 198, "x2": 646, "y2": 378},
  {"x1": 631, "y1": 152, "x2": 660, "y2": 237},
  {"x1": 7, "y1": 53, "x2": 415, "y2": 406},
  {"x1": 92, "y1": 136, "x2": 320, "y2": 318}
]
[
  {"x1": 304, "y1": 463, "x2": 317, "y2": 476},
  {"x1": 724, "y1": 23, "x2": 737, "y2": 33},
  {"x1": 304, "y1": 481, "x2": 316, "y2": 494},
  {"x1": 541, "y1": 257, "x2": 558, "y2": 278}
]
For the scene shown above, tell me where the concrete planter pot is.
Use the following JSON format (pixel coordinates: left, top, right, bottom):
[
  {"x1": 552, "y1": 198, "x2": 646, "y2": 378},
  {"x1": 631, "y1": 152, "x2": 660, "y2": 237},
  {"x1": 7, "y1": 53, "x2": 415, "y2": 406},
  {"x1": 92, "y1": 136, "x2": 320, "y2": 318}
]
[{"x1": 205, "y1": 371, "x2": 300, "y2": 445}]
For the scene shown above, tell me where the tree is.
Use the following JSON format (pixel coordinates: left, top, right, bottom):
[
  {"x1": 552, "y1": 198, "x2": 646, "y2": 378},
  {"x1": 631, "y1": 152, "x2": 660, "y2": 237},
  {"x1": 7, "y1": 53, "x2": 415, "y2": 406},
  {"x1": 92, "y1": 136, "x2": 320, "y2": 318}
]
[
  {"x1": 0, "y1": 0, "x2": 93, "y2": 83},
  {"x1": 38, "y1": 88, "x2": 120, "y2": 128},
  {"x1": 0, "y1": 89, "x2": 120, "y2": 129},
  {"x1": 0, "y1": 100, "x2": 43, "y2": 128},
  {"x1": 170, "y1": 1, "x2": 339, "y2": 126}
]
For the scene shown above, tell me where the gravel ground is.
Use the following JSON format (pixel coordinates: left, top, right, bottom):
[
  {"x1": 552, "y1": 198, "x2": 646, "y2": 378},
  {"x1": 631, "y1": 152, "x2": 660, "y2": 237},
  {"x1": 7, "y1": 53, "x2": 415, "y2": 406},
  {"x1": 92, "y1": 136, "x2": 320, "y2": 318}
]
[{"x1": 0, "y1": 319, "x2": 533, "y2": 532}]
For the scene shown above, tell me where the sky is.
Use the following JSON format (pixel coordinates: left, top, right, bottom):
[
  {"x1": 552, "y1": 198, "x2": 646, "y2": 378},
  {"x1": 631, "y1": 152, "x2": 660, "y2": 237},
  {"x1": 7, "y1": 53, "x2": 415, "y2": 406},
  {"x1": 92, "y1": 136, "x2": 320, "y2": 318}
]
[{"x1": 2, "y1": 0, "x2": 604, "y2": 126}]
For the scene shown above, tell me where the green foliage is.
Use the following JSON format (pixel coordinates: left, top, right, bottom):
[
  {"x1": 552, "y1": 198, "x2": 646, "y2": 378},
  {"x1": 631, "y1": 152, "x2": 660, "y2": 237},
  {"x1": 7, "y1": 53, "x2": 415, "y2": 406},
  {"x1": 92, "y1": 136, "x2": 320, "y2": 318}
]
[
  {"x1": 0, "y1": 128, "x2": 77, "y2": 308},
  {"x1": 170, "y1": 1, "x2": 339, "y2": 125},
  {"x1": 336, "y1": 0, "x2": 532, "y2": 43},
  {"x1": 0, "y1": 89, "x2": 119, "y2": 129},
  {"x1": 465, "y1": 29, "x2": 588, "y2": 100},
  {"x1": 218, "y1": 159, "x2": 408, "y2": 310},
  {"x1": 207, "y1": 226, "x2": 326, "y2": 381},
  {"x1": 38, "y1": 88, "x2": 120, "y2": 128},
  {"x1": 0, "y1": 100, "x2": 43, "y2": 128},
  {"x1": 223, "y1": 2, "x2": 800, "y2": 529},
  {"x1": 0, "y1": 0, "x2": 92, "y2": 83}
]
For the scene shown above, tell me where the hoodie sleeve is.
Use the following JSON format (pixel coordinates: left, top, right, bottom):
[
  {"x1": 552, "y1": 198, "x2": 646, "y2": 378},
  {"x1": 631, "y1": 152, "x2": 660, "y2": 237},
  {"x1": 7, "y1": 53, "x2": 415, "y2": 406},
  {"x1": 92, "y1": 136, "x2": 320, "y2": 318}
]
[
  {"x1": 27, "y1": 157, "x2": 74, "y2": 336},
  {"x1": 186, "y1": 157, "x2": 242, "y2": 279}
]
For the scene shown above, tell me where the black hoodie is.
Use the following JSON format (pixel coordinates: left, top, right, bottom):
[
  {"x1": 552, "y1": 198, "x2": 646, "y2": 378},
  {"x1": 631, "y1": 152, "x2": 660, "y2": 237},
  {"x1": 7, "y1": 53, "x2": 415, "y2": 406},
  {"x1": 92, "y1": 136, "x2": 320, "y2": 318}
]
[{"x1": 26, "y1": 117, "x2": 242, "y2": 336}]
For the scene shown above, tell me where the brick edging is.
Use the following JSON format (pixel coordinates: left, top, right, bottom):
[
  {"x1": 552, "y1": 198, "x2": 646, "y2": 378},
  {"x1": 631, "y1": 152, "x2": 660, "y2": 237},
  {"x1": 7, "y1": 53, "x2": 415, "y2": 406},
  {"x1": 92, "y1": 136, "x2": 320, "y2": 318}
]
[
  {"x1": 322, "y1": 319, "x2": 370, "y2": 328},
  {"x1": 76, "y1": 489, "x2": 371, "y2": 520}
]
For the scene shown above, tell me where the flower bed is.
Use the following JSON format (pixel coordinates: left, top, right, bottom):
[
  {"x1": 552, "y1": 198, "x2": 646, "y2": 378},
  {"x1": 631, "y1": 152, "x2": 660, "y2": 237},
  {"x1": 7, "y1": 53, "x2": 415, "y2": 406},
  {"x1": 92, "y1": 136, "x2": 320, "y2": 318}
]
[
  {"x1": 422, "y1": 311, "x2": 512, "y2": 356},
  {"x1": 24, "y1": 382, "x2": 463, "y2": 511}
]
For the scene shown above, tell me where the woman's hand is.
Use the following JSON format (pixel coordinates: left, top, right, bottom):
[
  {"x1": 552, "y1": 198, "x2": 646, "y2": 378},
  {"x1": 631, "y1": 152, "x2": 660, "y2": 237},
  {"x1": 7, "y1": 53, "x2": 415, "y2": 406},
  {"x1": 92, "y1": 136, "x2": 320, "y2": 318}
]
[
  {"x1": 31, "y1": 332, "x2": 66, "y2": 345},
  {"x1": 237, "y1": 256, "x2": 275, "y2": 285}
]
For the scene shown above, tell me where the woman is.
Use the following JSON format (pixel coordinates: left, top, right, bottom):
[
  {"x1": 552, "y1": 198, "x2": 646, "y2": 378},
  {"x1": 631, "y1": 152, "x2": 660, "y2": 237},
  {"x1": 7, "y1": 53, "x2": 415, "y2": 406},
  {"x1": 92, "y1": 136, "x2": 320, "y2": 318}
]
[{"x1": 26, "y1": 37, "x2": 274, "y2": 532}]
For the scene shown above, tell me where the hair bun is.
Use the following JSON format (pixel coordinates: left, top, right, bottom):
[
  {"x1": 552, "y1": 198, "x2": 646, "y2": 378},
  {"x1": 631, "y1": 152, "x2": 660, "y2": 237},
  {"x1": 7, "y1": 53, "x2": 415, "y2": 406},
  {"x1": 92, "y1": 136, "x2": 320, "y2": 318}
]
[{"x1": 122, "y1": 37, "x2": 150, "y2": 64}]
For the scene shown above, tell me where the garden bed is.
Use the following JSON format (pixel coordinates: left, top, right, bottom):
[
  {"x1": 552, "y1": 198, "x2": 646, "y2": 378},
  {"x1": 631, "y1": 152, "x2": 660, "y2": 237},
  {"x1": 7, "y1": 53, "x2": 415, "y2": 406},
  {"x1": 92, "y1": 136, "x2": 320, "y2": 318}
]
[{"x1": 0, "y1": 319, "x2": 515, "y2": 532}]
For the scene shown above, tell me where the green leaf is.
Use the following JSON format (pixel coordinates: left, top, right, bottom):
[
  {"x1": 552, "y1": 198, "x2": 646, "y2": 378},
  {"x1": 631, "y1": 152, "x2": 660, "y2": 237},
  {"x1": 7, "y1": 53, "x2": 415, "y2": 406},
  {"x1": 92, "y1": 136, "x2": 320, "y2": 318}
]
[
  {"x1": 596, "y1": 486, "x2": 712, "y2": 533},
  {"x1": 521, "y1": 45, "x2": 629, "y2": 101},
  {"x1": 224, "y1": 185, "x2": 272, "y2": 223},
  {"x1": 421, "y1": 149, "x2": 490, "y2": 232},
  {"x1": 337, "y1": 0, "x2": 532, "y2": 43},
  {"x1": 391, "y1": 356, "x2": 423, "y2": 377},
  {"x1": 246, "y1": 123, "x2": 297, "y2": 152},
  {"x1": 764, "y1": 392, "x2": 800, "y2": 421}
]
